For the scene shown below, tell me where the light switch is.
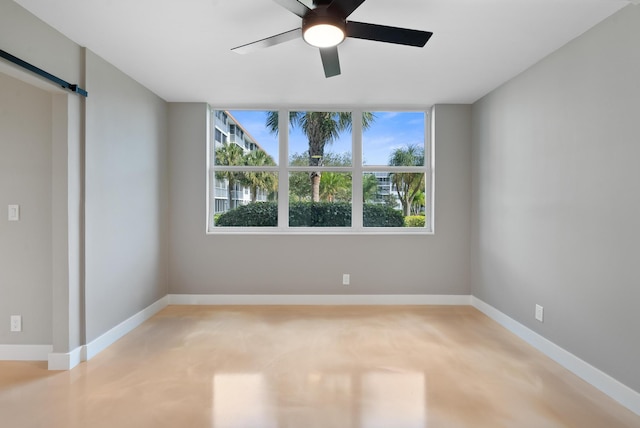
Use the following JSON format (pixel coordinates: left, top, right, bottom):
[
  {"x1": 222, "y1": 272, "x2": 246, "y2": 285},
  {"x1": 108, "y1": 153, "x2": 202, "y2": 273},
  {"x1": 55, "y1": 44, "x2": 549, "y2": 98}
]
[{"x1": 8, "y1": 205, "x2": 20, "y2": 221}]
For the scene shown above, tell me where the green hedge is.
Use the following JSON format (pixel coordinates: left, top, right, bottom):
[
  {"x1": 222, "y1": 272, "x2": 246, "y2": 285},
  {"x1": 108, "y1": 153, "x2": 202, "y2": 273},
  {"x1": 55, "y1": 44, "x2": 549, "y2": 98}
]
[
  {"x1": 216, "y1": 202, "x2": 405, "y2": 227},
  {"x1": 289, "y1": 201, "x2": 351, "y2": 227},
  {"x1": 363, "y1": 204, "x2": 405, "y2": 227},
  {"x1": 216, "y1": 201, "x2": 278, "y2": 227}
]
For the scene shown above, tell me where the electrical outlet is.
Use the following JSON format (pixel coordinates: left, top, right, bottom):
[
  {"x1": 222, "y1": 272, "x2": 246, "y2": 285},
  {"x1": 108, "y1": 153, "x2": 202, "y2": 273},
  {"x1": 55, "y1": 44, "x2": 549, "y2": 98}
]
[
  {"x1": 535, "y1": 304, "x2": 544, "y2": 323},
  {"x1": 342, "y1": 274, "x2": 350, "y2": 285},
  {"x1": 10, "y1": 315, "x2": 22, "y2": 332}
]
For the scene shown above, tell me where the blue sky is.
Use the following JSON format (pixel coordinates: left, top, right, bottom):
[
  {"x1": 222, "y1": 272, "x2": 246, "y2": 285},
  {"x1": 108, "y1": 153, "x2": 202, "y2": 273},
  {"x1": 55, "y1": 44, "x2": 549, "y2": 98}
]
[{"x1": 228, "y1": 110, "x2": 425, "y2": 166}]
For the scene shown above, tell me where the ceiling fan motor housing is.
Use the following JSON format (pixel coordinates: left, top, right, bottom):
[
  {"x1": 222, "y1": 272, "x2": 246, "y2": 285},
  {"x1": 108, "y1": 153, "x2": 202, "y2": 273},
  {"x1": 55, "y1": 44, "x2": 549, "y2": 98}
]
[{"x1": 302, "y1": 5, "x2": 347, "y2": 47}]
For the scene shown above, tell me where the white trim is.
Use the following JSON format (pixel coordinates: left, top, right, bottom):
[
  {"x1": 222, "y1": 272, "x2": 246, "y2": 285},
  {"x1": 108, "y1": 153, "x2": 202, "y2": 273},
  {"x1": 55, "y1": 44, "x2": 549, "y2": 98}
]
[
  {"x1": 0, "y1": 344, "x2": 52, "y2": 361},
  {"x1": 169, "y1": 294, "x2": 471, "y2": 306},
  {"x1": 85, "y1": 296, "x2": 169, "y2": 360},
  {"x1": 45, "y1": 296, "x2": 169, "y2": 370},
  {"x1": 206, "y1": 227, "x2": 434, "y2": 236},
  {"x1": 9, "y1": 293, "x2": 637, "y2": 416},
  {"x1": 48, "y1": 346, "x2": 84, "y2": 370},
  {"x1": 471, "y1": 297, "x2": 640, "y2": 416}
]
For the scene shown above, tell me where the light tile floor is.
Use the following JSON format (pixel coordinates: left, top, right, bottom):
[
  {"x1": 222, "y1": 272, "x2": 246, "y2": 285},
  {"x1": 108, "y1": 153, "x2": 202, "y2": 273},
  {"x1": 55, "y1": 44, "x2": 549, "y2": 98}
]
[{"x1": 1, "y1": 305, "x2": 639, "y2": 427}]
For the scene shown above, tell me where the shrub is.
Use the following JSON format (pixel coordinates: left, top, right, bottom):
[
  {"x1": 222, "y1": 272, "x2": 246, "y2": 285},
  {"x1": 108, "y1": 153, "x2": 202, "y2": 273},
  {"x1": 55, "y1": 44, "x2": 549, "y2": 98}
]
[
  {"x1": 404, "y1": 215, "x2": 426, "y2": 228},
  {"x1": 363, "y1": 204, "x2": 405, "y2": 227},
  {"x1": 215, "y1": 201, "x2": 277, "y2": 227},
  {"x1": 289, "y1": 202, "x2": 351, "y2": 227},
  {"x1": 216, "y1": 201, "x2": 405, "y2": 227}
]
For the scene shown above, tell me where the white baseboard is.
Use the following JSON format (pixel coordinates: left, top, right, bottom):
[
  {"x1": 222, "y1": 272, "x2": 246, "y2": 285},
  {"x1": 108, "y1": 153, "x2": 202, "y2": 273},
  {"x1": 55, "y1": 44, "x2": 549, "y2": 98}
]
[
  {"x1": 169, "y1": 294, "x2": 472, "y2": 306},
  {"x1": 85, "y1": 295, "x2": 169, "y2": 360},
  {"x1": 471, "y1": 297, "x2": 640, "y2": 416},
  {"x1": 48, "y1": 346, "x2": 84, "y2": 370},
  {"x1": 6, "y1": 293, "x2": 638, "y2": 417},
  {"x1": 47, "y1": 295, "x2": 169, "y2": 370},
  {"x1": 0, "y1": 344, "x2": 52, "y2": 361}
]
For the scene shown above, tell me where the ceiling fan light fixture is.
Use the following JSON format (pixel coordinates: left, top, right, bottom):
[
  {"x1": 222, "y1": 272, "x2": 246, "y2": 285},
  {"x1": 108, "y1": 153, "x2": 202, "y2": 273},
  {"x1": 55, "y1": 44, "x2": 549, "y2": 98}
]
[
  {"x1": 301, "y1": 6, "x2": 346, "y2": 48},
  {"x1": 303, "y1": 23, "x2": 345, "y2": 48}
]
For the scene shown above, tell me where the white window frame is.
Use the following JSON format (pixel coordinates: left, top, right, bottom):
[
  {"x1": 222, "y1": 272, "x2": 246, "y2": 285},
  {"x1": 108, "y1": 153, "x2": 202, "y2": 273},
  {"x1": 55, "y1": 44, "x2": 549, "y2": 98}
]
[{"x1": 206, "y1": 106, "x2": 434, "y2": 235}]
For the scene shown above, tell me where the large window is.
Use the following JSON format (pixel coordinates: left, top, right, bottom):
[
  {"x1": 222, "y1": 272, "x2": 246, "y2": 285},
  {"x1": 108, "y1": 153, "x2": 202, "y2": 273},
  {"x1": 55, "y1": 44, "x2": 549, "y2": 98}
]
[{"x1": 207, "y1": 109, "x2": 433, "y2": 233}]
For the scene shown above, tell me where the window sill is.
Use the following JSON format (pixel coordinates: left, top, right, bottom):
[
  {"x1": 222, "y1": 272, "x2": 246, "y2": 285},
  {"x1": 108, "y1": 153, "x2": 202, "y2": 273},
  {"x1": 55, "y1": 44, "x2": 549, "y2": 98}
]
[{"x1": 206, "y1": 227, "x2": 434, "y2": 236}]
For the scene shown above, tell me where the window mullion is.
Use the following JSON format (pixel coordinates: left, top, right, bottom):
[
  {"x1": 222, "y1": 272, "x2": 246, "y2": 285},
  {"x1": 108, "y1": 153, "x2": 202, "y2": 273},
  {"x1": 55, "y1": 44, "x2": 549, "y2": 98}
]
[
  {"x1": 352, "y1": 110, "x2": 363, "y2": 229},
  {"x1": 427, "y1": 107, "x2": 435, "y2": 232},
  {"x1": 206, "y1": 106, "x2": 214, "y2": 231},
  {"x1": 278, "y1": 109, "x2": 289, "y2": 229}
]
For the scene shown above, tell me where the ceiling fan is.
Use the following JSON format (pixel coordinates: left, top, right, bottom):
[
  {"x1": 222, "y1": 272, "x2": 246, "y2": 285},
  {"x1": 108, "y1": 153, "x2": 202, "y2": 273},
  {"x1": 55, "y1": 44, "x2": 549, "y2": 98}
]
[{"x1": 231, "y1": 0, "x2": 433, "y2": 78}]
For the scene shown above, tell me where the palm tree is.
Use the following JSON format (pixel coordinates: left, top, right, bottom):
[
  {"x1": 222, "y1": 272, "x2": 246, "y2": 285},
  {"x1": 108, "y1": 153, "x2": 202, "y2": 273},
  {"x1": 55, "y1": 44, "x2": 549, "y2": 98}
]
[
  {"x1": 320, "y1": 172, "x2": 350, "y2": 202},
  {"x1": 266, "y1": 111, "x2": 374, "y2": 202},
  {"x1": 242, "y1": 149, "x2": 277, "y2": 202},
  {"x1": 389, "y1": 144, "x2": 425, "y2": 216},
  {"x1": 411, "y1": 190, "x2": 425, "y2": 215},
  {"x1": 215, "y1": 141, "x2": 245, "y2": 210},
  {"x1": 362, "y1": 173, "x2": 379, "y2": 203}
]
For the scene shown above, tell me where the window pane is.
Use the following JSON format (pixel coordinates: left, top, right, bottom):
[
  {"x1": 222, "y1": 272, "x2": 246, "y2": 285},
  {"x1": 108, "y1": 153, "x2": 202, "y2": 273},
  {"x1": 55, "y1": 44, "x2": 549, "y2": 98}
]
[
  {"x1": 289, "y1": 111, "x2": 352, "y2": 167},
  {"x1": 213, "y1": 172, "x2": 278, "y2": 227},
  {"x1": 363, "y1": 172, "x2": 426, "y2": 228},
  {"x1": 362, "y1": 112, "x2": 425, "y2": 166},
  {"x1": 213, "y1": 110, "x2": 279, "y2": 165},
  {"x1": 289, "y1": 172, "x2": 352, "y2": 227}
]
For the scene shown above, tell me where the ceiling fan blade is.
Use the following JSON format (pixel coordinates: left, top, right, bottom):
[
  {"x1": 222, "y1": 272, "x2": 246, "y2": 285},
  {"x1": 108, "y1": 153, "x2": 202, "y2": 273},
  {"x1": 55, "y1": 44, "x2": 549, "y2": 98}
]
[
  {"x1": 319, "y1": 47, "x2": 341, "y2": 77},
  {"x1": 231, "y1": 28, "x2": 302, "y2": 54},
  {"x1": 346, "y1": 21, "x2": 433, "y2": 47},
  {"x1": 326, "y1": 0, "x2": 366, "y2": 18},
  {"x1": 273, "y1": 0, "x2": 312, "y2": 18}
]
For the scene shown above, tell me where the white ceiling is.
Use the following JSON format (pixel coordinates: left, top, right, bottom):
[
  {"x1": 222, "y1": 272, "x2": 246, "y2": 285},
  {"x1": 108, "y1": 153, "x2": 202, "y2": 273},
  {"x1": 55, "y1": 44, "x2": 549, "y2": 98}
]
[{"x1": 14, "y1": 0, "x2": 630, "y2": 107}]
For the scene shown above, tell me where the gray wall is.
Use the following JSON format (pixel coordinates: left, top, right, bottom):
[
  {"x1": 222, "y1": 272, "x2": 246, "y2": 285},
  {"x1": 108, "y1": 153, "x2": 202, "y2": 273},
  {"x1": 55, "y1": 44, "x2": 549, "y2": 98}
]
[
  {"x1": 471, "y1": 5, "x2": 640, "y2": 392},
  {"x1": 0, "y1": 0, "x2": 84, "y2": 353},
  {"x1": 1, "y1": 1, "x2": 170, "y2": 350},
  {"x1": 85, "y1": 51, "x2": 169, "y2": 342},
  {"x1": 168, "y1": 104, "x2": 471, "y2": 295},
  {"x1": 0, "y1": 73, "x2": 52, "y2": 345}
]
